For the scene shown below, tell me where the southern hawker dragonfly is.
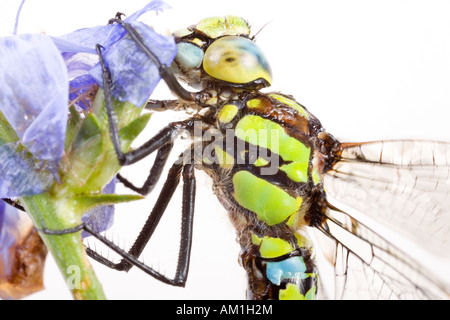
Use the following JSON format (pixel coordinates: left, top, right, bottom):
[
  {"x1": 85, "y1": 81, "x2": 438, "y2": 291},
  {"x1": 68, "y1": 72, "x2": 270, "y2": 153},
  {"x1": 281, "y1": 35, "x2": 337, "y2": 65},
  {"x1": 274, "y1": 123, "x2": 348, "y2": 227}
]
[{"x1": 3, "y1": 0, "x2": 449, "y2": 299}]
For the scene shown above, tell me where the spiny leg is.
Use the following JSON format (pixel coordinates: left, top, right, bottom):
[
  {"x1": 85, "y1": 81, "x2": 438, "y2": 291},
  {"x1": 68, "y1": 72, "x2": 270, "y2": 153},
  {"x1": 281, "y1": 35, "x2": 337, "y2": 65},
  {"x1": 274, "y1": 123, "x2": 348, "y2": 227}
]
[
  {"x1": 44, "y1": 222, "x2": 185, "y2": 286},
  {"x1": 175, "y1": 159, "x2": 196, "y2": 282},
  {"x1": 116, "y1": 141, "x2": 174, "y2": 195},
  {"x1": 107, "y1": 17, "x2": 194, "y2": 102},
  {"x1": 41, "y1": 155, "x2": 196, "y2": 286},
  {"x1": 3, "y1": 158, "x2": 196, "y2": 286},
  {"x1": 96, "y1": 43, "x2": 196, "y2": 166},
  {"x1": 97, "y1": 17, "x2": 199, "y2": 190},
  {"x1": 95, "y1": 158, "x2": 183, "y2": 271},
  {"x1": 84, "y1": 153, "x2": 196, "y2": 286},
  {"x1": 55, "y1": 16, "x2": 200, "y2": 285},
  {"x1": 116, "y1": 100, "x2": 194, "y2": 193},
  {"x1": 2, "y1": 198, "x2": 25, "y2": 211},
  {"x1": 145, "y1": 99, "x2": 181, "y2": 111},
  {"x1": 95, "y1": 43, "x2": 199, "y2": 278}
]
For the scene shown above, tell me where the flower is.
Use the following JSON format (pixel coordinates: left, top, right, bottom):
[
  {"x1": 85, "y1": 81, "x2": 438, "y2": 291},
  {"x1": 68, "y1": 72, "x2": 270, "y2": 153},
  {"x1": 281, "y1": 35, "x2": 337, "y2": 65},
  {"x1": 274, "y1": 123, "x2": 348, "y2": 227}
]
[
  {"x1": 53, "y1": 0, "x2": 177, "y2": 109},
  {"x1": 0, "y1": 0, "x2": 176, "y2": 215},
  {"x1": 0, "y1": 33, "x2": 68, "y2": 195},
  {"x1": 0, "y1": 0, "x2": 177, "y2": 299}
]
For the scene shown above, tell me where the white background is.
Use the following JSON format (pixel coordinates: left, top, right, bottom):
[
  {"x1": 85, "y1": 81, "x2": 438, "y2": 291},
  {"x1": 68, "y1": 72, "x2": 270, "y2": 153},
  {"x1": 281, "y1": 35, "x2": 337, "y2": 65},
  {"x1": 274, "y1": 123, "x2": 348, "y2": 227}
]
[{"x1": 1, "y1": 0, "x2": 450, "y2": 300}]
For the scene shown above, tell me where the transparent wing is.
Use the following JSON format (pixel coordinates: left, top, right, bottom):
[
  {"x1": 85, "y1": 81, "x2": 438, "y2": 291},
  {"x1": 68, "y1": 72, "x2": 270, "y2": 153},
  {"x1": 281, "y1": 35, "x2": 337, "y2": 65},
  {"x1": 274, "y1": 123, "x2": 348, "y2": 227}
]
[
  {"x1": 323, "y1": 140, "x2": 450, "y2": 258},
  {"x1": 315, "y1": 140, "x2": 450, "y2": 299},
  {"x1": 314, "y1": 205, "x2": 450, "y2": 299}
]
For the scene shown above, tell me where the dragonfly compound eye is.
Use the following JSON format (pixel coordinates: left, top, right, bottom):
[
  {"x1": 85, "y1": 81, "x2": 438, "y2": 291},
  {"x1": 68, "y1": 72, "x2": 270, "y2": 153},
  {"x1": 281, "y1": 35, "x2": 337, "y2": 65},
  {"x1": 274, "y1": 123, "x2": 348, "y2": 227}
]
[{"x1": 203, "y1": 36, "x2": 272, "y2": 87}]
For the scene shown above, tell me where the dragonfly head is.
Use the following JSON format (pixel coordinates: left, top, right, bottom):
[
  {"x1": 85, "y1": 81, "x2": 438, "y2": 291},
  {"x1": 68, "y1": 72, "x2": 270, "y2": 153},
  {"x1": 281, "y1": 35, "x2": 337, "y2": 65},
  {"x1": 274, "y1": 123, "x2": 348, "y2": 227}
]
[{"x1": 172, "y1": 16, "x2": 272, "y2": 90}]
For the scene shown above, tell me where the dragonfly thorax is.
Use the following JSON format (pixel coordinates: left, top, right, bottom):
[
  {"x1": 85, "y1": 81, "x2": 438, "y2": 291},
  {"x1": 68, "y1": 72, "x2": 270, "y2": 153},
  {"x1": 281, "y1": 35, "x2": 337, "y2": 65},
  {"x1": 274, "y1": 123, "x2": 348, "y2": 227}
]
[{"x1": 192, "y1": 90, "x2": 334, "y2": 299}]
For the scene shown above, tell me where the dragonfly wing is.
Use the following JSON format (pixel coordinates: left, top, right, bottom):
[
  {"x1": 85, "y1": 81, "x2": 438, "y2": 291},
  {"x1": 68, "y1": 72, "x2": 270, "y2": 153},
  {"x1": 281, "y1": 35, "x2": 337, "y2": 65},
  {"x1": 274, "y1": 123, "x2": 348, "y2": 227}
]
[
  {"x1": 314, "y1": 205, "x2": 450, "y2": 299},
  {"x1": 323, "y1": 140, "x2": 450, "y2": 258}
]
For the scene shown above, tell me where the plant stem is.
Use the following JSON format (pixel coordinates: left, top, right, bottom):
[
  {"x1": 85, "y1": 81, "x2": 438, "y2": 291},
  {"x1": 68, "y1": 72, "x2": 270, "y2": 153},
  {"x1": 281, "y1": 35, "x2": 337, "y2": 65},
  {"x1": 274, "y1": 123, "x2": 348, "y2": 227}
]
[{"x1": 21, "y1": 193, "x2": 106, "y2": 300}]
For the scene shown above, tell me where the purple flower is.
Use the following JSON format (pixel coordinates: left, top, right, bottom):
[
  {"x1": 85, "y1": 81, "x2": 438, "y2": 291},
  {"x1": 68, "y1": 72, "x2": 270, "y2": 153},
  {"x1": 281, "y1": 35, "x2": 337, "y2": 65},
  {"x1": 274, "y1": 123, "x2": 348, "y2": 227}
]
[
  {"x1": 0, "y1": 33, "x2": 68, "y2": 196},
  {"x1": 81, "y1": 177, "x2": 117, "y2": 239},
  {"x1": 53, "y1": 0, "x2": 177, "y2": 109},
  {"x1": 0, "y1": 0, "x2": 176, "y2": 201},
  {"x1": 50, "y1": 0, "x2": 177, "y2": 235},
  {"x1": 0, "y1": 1, "x2": 178, "y2": 293}
]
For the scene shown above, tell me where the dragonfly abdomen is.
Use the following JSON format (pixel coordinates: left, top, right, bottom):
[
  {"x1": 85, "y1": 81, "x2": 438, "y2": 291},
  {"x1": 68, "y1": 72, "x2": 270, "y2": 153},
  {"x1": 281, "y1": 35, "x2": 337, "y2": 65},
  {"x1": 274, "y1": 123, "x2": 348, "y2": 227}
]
[{"x1": 238, "y1": 229, "x2": 318, "y2": 300}]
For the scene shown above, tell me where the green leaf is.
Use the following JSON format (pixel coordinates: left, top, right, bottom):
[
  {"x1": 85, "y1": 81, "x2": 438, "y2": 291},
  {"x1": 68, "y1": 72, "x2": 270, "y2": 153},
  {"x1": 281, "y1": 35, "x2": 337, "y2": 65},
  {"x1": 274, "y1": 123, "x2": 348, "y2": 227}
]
[
  {"x1": 119, "y1": 113, "x2": 151, "y2": 145},
  {"x1": 0, "y1": 110, "x2": 19, "y2": 145},
  {"x1": 59, "y1": 90, "x2": 148, "y2": 195},
  {"x1": 65, "y1": 105, "x2": 83, "y2": 150},
  {"x1": 19, "y1": 89, "x2": 151, "y2": 300},
  {"x1": 60, "y1": 113, "x2": 104, "y2": 193},
  {"x1": 72, "y1": 193, "x2": 144, "y2": 216}
]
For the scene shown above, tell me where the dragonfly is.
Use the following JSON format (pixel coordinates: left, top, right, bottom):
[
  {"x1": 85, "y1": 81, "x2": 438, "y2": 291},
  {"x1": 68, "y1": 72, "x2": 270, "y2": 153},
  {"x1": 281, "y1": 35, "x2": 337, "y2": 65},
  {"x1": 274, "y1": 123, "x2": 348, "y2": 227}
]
[
  {"x1": 16, "y1": 1, "x2": 450, "y2": 300},
  {"x1": 43, "y1": 14, "x2": 447, "y2": 300}
]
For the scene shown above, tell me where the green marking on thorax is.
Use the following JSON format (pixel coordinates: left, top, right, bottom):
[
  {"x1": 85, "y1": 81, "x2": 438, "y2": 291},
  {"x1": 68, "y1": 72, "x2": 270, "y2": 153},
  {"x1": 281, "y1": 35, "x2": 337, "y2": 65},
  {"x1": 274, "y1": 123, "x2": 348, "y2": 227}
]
[
  {"x1": 253, "y1": 157, "x2": 269, "y2": 167},
  {"x1": 218, "y1": 104, "x2": 239, "y2": 124},
  {"x1": 235, "y1": 115, "x2": 311, "y2": 182},
  {"x1": 280, "y1": 161, "x2": 309, "y2": 183},
  {"x1": 312, "y1": 166, "x2": 321, "y2": 185},
  {"x1": 214, "y1": 145, "x2": 234, "y2": 168},
  {"x1": 295, "y1": 232, "x2": 312, "y2": 249},
  {"x1": 232, "y1": 171, "x2": 302, "y2": 225},
  {"x1": 269, "y1": 94, "x2": 309, "y2": 119},
  {"x1": 246, "y1": 98, "x2": 262, "y2": 109}
]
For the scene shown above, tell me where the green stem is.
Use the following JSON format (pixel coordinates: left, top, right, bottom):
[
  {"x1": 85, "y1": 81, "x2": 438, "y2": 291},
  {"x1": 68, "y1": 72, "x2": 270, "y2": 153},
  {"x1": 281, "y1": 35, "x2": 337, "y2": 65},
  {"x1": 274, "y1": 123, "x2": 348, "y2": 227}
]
[{"x1": 21, "y1": 193, "x2": 106, "y2": 300}]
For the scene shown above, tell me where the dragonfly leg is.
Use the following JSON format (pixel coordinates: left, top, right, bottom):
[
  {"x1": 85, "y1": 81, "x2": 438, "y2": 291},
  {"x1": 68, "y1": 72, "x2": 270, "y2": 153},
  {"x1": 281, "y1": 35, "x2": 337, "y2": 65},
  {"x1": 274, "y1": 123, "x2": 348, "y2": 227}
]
[
  {"x1": 116, "y1": 141, "x2": 174, "y2": 195},
  {"x1": 1, "y1": 198, "x2": 25, "y2": 211},
  {"x1": 39, "y1": 16, "x2": 202, "y2": 287},
  {"x1": 41, "y1": 153, "x2": 196, "y2": 286},
  {"x1": 93, "y1": 155, "x2": 196, "y2": 286},
  {"x1": 144, "y1": 99, "x2": 181, "y2": 111},
  {"x1": 107, "y1": 17, "x2": 195, "y2": 102},
  {"x1": 96, "y1": 44, "x2": 197, "y2": 167}
]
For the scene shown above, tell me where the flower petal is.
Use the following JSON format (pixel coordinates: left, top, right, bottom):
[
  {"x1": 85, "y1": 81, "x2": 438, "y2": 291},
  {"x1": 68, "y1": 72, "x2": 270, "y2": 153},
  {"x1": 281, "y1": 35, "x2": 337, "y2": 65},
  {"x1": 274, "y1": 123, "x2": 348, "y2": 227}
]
[
  {"x1": 81, "y1": 177, "x2": 117, "y2": 238},
  {"x1": 68, "y1": 74, "x2": 98, "y2": 110},
  {"x1": 0, "y1": 201, "x2": 16, "y2": 274},
  {"x1": 61, "y1": 52, "x2": 99, "y2": 110},
  {"x1": 52, "y1": 0, "x2": 171, "y2": 58},
  {"x1": 13, "y1": 0, "x2": 26, "y2": 35},
  {"x1": 53, "y1": 0, "x2": 176, "y2": 108},
  {"x1": 0, "y1": 143, "x2": 54, "y2": 197},
  {"x1": 90, "y1": 21, "x2": 177, "y2": 107},
  {"x1": 0, "y1": 34, "x2": 68, "y2": 171},
  {"x1": 125, "y1": 0, "x2": 170, "y2": 24},
  {"x1": 52, "y1": 25, "x2": 113, "y2": 56},
  {"x1": 0, "y1": 34, "x2": 68, "y2": 195}
]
